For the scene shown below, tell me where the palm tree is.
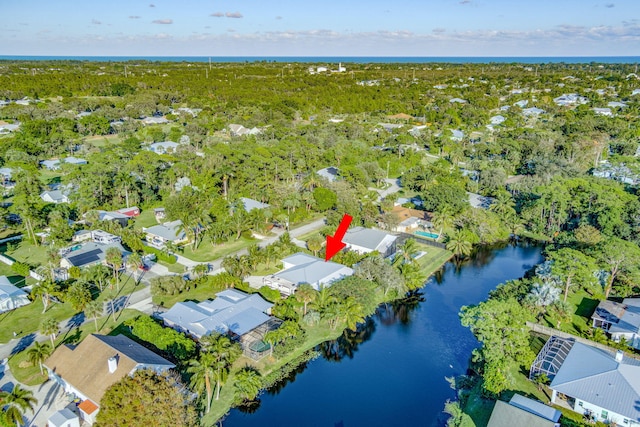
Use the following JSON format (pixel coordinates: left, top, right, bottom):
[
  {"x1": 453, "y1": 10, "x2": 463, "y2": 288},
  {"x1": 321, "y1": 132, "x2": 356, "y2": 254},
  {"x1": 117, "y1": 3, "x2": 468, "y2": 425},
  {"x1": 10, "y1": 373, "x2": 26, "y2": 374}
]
[
  {"x1": 311, "y1": 286, "x2": 336, "y2": 314},
  {"x1": 263, "y1": 330, "x2": 281, "y2": 357},
  {"x1": 306, "y1": 234, "x2": 324, "y2": 257},
  {"x1": 83, "y1": 263, "x2": 110, "y2": 292},
  {"x1": 295, "y1": 284, "x2": 317, "y2": 316},
  {"x1": 27, "y1": 342, "x2": 52, "y2": 375},
  {"x1": 126, "y1": 252, "x2": 143, "y2": 283},
  {"x1": 187, "y1": 352, "x2": 215, "y2": 413},
  {"x1": 192, "y1": 263, "x2": 209, "y2": 280},
  {"x1": 431, "y1": 206, "x2": 454, "y2": 237},
  {"x1": 234, "y1": 367, "x2": 262, "y2": 402},
  {"x1": 105, "y1": 247, "x2": 123, "y2": 290},
  {"x1": 490, "y1": 191, "x2": 515, "y2": 216},
  {"x1": 31, "y1": 280, "x2": 58, "y2": 314},
  {"x1": 341, "y1": 297, "x2": 365, "y2": 331},
  {"x1": 394, "y1": 238, "x2": 418, "y2": 266},
  {"x1": 84, "y1": 300, "x2": 103, "y2": 332},
  {"x1": 445, "y1": 229, "x2": 473, "y2": 258},
  {"x1": 0, "y1": 385, "x2": 37, "y2": 427},
  {"x1": 39, "y1": 317, "x2": 58, "y2": 347}
]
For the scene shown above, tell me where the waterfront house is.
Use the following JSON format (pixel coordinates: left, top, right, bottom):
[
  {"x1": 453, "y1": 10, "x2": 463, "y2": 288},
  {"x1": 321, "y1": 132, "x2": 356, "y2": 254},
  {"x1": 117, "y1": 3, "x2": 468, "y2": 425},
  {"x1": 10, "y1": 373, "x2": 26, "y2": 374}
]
[
  {"x1": 343, "y1": 227, "x2": 398, "y2": 257},
  {"x1": 263, "y1": 253, "x2": 354, "y2": 295},
  {"x1": 591, "y1": 298, "x2": 640, "y2": 349},
  {"x1": 154, "y1": 207, "x2": 166, "y2": 221},
  {"x1": 44, "y1": 334, "x2": 174, "y2": 425},
  {"x1": 530, "y1": 336, "x2": 640, "y2": 426},
  {"x1": 487, "y1": 394, "x2": 561, "y2": 427},
  {"x1": 390, "y1": 206, "x2": 431, "y2": 233}
]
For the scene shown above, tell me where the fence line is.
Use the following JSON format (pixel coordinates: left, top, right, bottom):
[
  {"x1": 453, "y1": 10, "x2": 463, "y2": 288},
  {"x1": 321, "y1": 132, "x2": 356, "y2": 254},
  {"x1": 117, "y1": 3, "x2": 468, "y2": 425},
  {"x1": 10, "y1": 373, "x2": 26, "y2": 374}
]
[
  {"x1": 396, "y1": 232, "x2": 446, "y2": 249},
  {"x1": 525, "y1": 321, "x2": 640, "y2": 360}
]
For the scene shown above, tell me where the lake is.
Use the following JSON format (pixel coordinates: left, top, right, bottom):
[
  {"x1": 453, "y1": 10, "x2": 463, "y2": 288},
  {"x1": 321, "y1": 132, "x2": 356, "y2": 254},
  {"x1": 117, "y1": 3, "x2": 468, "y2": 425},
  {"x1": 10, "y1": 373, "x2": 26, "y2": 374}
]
[{"x1": 223, "y1": 242, "x2": 543, "y2": 427}]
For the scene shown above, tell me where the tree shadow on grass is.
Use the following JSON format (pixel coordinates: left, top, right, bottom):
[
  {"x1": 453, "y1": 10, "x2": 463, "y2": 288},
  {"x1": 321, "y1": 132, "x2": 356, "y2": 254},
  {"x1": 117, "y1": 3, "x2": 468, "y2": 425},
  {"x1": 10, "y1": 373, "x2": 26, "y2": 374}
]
[{"x1": 10, "y1": 333, "x2": 35, "y2": 356}]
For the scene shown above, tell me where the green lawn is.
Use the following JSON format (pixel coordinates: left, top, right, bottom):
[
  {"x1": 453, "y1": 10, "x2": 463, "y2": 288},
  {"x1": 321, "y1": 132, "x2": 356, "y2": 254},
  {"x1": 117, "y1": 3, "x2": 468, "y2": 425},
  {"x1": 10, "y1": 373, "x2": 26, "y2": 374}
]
[
  {"x1": 152, "y1": 278, "x2": 228, "y2": 309},
  {"x1": 415, "y1": 244, "x2": 454, "y2": 276},
  {"x1": 179, "y1": 236, "x2": 257, "y2": 262},
  {"x1": 2, "y1": 241, "x2": 50, "y2": 267},
  {"x1": 0, "y1": 272, "x2": 141, "y2": 344},
  {"x1": 132, "y1": 209, "x2": 160, "y2": 229},
  {"x1": 8, "y1": 309, "x2": 141, "y2": 386}
]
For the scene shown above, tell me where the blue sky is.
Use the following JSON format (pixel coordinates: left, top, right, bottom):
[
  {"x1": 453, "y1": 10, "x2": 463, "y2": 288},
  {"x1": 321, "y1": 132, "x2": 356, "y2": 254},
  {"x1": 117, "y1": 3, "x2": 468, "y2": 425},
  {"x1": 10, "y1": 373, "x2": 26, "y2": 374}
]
[{"x1": 1, "y1": 0, "x2": 639, "y2": 56}]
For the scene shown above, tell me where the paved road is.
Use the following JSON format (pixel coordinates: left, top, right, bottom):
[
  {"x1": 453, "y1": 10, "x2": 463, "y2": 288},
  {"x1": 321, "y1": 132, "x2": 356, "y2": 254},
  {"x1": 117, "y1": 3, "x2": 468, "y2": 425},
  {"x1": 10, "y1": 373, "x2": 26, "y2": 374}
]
[{"x1": 369, "y1": 178, "x2": 402, "y2": 202}]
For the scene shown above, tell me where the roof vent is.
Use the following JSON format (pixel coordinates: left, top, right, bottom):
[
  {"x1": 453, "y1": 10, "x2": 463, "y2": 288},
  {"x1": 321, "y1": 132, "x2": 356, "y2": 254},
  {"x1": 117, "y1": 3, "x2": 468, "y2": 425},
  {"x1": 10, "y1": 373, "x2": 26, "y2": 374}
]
[
  {"x1": 108, "y1": 355, "x2": 118, "y2": 373},
  {"x1": 615, "y1": 350, "x2": 624, "y2": 362}
]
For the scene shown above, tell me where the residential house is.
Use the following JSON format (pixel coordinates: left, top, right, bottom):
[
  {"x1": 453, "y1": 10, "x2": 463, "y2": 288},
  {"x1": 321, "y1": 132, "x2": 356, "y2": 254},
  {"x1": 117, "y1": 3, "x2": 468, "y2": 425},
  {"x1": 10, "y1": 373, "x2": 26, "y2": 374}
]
[
  {"x1": 263, "y1": 253, "x2": 354, "y2": 295},
  {"x1": 0, "y1": 167, "x2": 14, "y2": 187},
  {"x1": 71, "y1": 230, "x2": 92, "y2": 243},
  {"x1": 632, "y1": 89, "x2": 640, "y2": 96},
  {"x1": 317, "y1": 167, "x2": 339, "y2": 182},
  {"x1": 450, "y1": 129, "x2": 464, "y2": 141},
  {"x1": 449, "y1": 98, "x2": 467, "y2": 104},
  {"x1": 115, "y1": 206, "x2": 140, "y2": 217},
  {"x1": 468, "y1": 192, "x2": 495, "y2": 209},
  {"x1": 522, "y1": 107, "x2": 546, "y2": 116},
  {"x1": 40, "y1": 159, "x2": 62, "y2": 170},
  {"x1": 64, "y1": 156, "x2": 87, "y2": 166},
  {"x1": 0, "y1": 121, "x2": 20, "y2": 134},
  {"x1": 487, "y1": 394, "x2": 561, "y2": 427},
  {"x1": 45, "y1": 334, "x2": 174, "y2": 425},
  {"x1": 0, "y1": 276, "x2": 30, "y2": 313},
  {"x1": 390, "y1": 206, "x2": 431, "y2": 233},
  {"x1": 608, "y1": 101, "x2": 627, "y2": 108},
  {"x1": 229, "y1": 124, "x2": 261, "y2": 136},
  {"x1": 148, "y1": 141, "x2": 179, "y2": 154},
  {"x1": 48, "y1": 408, "x2": 80, "y2": 427},
  {"x1": 591, "y1": 299, "x2": 640, "y2": 349},
  {"x1": 514, "y1": 100, "x2": 529, "y2": 108},
  {"x1": 530, "y1": 336, "x2": 640, "y2": 426},
  {"x1": 40, "y1": 190, "x2": 70, "y2": 204},
  {"x1": 90, "y1": 230, "x2": 121, "y2": 245},
  {"x1": 489, "y1": 115, "x2": 506, "y2": 125},
  {"x1": 60, "y1": 242, "x2": 129, "y2": 270},
  {"x1": 154, "y1": 207, "x2": 166, "y2": 222},
  {"x1": 240, "y1": 197, "x2": 270, "y2": 212},
  {"x1": 141, "y1": 116, "x2": 169, "y2": 125},
  {"x1": 593, "y1": 107, "x2": 613, "y2": 116},
  {"x1": 553, "y1": 93, "x2": 588, "y2": 106},
  {"x1": 94, "y1": 210, "x2": 130, "y2": 228},
  {"x1": 143, "y1": 220, "x2": 187, "y2": 248},
  {"x1": 343, "y1": 227, "x2": 398, "y2": 258}
]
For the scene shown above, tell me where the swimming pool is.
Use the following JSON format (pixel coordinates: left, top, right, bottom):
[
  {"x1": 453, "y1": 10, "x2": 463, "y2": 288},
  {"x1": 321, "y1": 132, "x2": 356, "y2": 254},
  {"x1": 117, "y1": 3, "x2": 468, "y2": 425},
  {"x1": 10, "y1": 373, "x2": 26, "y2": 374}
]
[{"x1": 414, "y1": 230, "x2": 439, "y2": 239}]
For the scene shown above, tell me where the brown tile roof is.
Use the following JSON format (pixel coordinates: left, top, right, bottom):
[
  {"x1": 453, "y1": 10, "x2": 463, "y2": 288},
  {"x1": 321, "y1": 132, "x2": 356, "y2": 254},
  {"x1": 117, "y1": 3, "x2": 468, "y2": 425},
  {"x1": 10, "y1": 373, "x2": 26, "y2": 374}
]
[
  {"x1": 391, "y1": 205, "x2": 431, "y2": 222},
  {"x1": 44, "y1": 334, "x2": 173, "y2": 405},
  {"x1": 78, "y1": 399, "x2": 99, "y2": 415}
]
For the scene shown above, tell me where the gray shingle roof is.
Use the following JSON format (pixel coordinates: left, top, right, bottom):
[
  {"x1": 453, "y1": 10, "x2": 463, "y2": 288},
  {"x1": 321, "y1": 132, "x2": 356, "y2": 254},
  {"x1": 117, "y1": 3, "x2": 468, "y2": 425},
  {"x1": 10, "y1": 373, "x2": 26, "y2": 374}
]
[
  {"x1": 610, "y1": 298, "x2": 640, "y2": 335},
  {"x1": 93, "y1": 334, "x2": 175, "y2": 366},
  {"x1": 240, "y1": 197, "x2": 270, "y2": 212},
  {"x1": 63, "y1": 242, "x2": 128, "y2": 268},
  {"x1": 550, "y1": 341, "x2": 640, "y2": 421},
  {"x1": 144, "y1": 220, "x2": 185, "y2": 242},
  {"x1": 487, "y1": 400, "x2": 557, "y2": 427}
]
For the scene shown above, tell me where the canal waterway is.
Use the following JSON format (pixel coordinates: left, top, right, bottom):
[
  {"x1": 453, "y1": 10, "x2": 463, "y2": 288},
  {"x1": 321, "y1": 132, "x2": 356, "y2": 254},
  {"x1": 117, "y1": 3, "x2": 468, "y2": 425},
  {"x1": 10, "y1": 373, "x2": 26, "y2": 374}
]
[{"x1": 223, "y1": 242, "x2": 543, "y2": 427}]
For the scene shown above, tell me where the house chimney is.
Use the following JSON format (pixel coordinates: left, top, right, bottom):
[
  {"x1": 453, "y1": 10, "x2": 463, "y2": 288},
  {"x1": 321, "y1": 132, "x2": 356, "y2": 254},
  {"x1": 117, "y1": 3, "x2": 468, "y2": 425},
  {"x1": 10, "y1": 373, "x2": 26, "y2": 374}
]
[
  {"x1": 108, "y1": 355, "x2": 118, "y2": 373},
  {"x1": 615, "y1": 350, "x2": 624, "y2": 362}
]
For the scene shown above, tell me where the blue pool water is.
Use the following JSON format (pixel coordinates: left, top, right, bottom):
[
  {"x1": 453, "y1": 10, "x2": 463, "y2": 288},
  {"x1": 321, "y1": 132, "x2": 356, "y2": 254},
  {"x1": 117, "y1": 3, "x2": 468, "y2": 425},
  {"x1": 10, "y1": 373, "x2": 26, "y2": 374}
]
[{"x1": 415, "y1": 230, "x2": 439, "y2": 239}]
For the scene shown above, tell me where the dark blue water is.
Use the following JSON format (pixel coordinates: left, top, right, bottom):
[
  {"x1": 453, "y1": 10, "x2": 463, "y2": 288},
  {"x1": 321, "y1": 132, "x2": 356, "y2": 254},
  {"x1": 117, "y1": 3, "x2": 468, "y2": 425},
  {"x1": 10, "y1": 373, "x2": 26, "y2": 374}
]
[
  {"x1": 222, "y1": 243, "x2": 543, "y2": 427},
  {"x1": 0, "y1": 56, "x2": 638, "y2": 64}
]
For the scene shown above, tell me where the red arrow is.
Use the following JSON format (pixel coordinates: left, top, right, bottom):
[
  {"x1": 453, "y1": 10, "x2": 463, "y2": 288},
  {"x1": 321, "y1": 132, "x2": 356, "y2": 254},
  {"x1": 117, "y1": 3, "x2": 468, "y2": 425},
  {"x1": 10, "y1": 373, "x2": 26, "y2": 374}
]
[{"x1": 325, "y1": 214, "x2": 353, "y2": 261}]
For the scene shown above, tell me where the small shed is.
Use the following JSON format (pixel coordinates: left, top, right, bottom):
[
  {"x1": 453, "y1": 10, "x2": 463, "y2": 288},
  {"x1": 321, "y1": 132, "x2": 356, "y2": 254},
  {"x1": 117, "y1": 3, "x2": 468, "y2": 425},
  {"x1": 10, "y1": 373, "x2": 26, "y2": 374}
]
[{"x1": 48, "y1": 408, "x2": 80, "y2": 427}]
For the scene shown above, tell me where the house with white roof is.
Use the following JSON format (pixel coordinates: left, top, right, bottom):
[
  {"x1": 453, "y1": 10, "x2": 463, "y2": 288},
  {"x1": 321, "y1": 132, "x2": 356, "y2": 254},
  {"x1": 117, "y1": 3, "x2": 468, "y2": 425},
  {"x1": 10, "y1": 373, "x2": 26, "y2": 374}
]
[
  {"x1": 487, "y1": 394, "x2": 561, "y2": 427},
  {"x1": 240, "y1": 197, "x2": 270, "y2": 212},
  {"x1": 229, "y1": 124, "x2": 261, "y2": 137},
  {"x1": 161, "y1": 289, "x2": 274, "y2": 340},
  {"x1": 143, "y1": 220, "x2": 187, "y2": 248},
  {"x1": 263, "y1": 253, "x2": 353, "y2": 295},
  {"x1": 60, "y1": 242, "x2": 129, "y2": 270},
  {"x1": 148, "y1": 141, "x2": 179, "y2": 154},
  {"x1": 317, "y1": 167, "x2": 339, "y2": 182},
  {"x1": 608, "y1": 101, "x2": 627, "y2": 109},
  {"x1": 343, "y1": 227, "x2": 398, "y2": 258},
  {"x1": 0, "y1": 276, "x2": 30, "y2": 313},
  {"x1": 522, "y1": 107, "x2": 545, "y2": 116},
  {"x1": 593, "y1": 107, "x2": 613, "y2": 116},
  {"x1": 591, "y1": 298, "x2": 640, "y2": 349},
  {"x1": 40, "y1": 190, "x2": 70, "y2": 204},
  {"x1": 514, "y1": 100, "x2": 529, "y2": 108},
  {"x1": 449, "y1": 98, "x2": 467, "y2": 104},
  {"x1": 553, "y1": 93, "x2": 588, "y2": 106},
  {"x1": 141, "y1": 116, "x2": 169, "y2": 125},
  {"x1": 530, "y1": 336, "x2": 640, "y2": 426},
  {"x1": 450, "y1": 129, "x2": 464, "y2": 141}
]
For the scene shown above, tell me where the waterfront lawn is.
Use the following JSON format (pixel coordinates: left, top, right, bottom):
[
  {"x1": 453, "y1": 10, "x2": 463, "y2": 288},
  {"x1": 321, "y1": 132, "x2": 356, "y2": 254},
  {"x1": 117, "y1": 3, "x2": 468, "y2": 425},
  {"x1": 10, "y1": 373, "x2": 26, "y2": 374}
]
[
  {"x1": 204, "y1": 321, "x2": 342, "y2": 426},
  {"x1": 152, "y1": 277, "x2": 229, "y2": 309},
  {"x1": 132, "y1": 208, "x2": 160, "y2": 229},
  {"x1": 179, "y1": 235, "x2": 257, "y2": 262},
  {"x1": 540, "y1": 290, "x2": 599, "y2": 337},
  {"x1": 1, "y1": 240, "x2": 49, "y2": 267},
  {"x1": 8, "y1": 309, "x2": 141, "y2": 386},
  {"x1": 415, "y1": 244, "x2": 453, "y2": 276}
]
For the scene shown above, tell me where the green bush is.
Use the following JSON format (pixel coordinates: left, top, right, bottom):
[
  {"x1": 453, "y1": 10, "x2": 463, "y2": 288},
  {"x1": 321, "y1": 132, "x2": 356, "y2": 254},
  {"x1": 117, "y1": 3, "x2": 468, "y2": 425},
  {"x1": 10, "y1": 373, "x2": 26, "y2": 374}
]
[
  {"x1": 124, "y1": 315, "x2": 196, "y2": 362},
  {"x1": 257, "y1": 285, "x2": 281, "y2": 303},
  {"x1": 143, "y1": 246, "x2": 177, "y2": 264},
  {"x1": 11, "y1": 262, "x2": 30, "y2": 277}
]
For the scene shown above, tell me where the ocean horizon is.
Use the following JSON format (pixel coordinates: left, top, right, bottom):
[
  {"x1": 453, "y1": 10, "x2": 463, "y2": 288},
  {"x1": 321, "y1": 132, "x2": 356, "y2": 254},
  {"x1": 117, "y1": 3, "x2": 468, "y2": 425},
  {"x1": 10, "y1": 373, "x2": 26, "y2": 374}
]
[{"x1": 0, "y1": 55, "x2": 639, "y2": 64}]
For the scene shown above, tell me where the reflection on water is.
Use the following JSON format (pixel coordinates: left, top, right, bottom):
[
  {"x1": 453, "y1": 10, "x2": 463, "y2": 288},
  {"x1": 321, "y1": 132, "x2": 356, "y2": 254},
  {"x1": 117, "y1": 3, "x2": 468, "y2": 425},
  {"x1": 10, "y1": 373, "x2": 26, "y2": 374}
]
[{"x1": 223, "y1": 244, "x2": 543, "y2": 427}]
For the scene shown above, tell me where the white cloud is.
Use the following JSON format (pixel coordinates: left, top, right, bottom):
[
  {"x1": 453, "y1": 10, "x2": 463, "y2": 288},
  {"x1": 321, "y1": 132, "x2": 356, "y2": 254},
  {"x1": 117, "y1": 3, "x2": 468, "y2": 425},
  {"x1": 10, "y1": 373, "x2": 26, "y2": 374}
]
[
  {"x1": 152, "y1": 19, "x2": 173, "y2": 24},
  {"x1": 129, "y1": 16, "x2": 141, "y2": 19},
  {"x1": 226, "y1": 12, "x2": 243, "y2": 18},
  {"x1": 210, "y1": 12, "x2": 224, "y2": 18},
  {"x1": 92, "y1": 19, "x2": 101, "y2": 25}
]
